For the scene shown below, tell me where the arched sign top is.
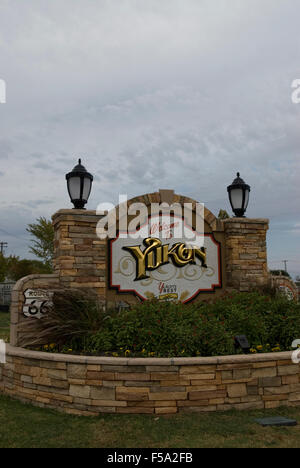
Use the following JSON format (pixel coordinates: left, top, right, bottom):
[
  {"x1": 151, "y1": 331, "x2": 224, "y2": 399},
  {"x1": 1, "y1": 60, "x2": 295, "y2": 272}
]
[{"x1": 115, "y1": 190, "x2": 219, "y2": 232}]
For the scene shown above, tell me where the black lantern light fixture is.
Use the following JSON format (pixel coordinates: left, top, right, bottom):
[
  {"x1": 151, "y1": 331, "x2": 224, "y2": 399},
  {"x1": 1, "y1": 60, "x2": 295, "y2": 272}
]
[
  {"x1": 66, "y1": 159, "x2": 93, "y2": 209},
  {"x1": 227, "y1": 172, "x2": 251, "y2": 218}
]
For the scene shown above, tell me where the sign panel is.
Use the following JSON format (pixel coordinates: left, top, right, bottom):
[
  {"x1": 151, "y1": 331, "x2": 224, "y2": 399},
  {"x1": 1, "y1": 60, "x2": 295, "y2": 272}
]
[
  {"x1": 278, "y1": 284, "x2": 297, "y2": 302},
  {"x1": 23, "y1": 289, "x2": 53, "y2": 319},
  {"x1": 110, "y1": 215, "x2": 221, "y2": 303}
]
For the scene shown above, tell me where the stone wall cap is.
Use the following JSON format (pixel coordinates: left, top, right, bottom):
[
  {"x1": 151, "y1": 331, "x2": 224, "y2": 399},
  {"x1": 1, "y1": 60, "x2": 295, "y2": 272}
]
[
  {"x1": 222, "y1": 218, "x2": 269, "y2": 224},
  {"x1": 52, "y1": 209, "x2": 99, "y2": 221},
  {"x1": 12, "y1": 274, "x2": 59, "y2": 292},
  {"x1": 5, "y1": 345, "x2": 292, "y2": 365}
]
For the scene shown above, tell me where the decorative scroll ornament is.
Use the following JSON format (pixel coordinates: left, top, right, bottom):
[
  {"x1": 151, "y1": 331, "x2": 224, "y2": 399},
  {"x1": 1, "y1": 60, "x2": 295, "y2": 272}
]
[{"x1": 23, "y1": 289, "x2": 53, "y2": 319}]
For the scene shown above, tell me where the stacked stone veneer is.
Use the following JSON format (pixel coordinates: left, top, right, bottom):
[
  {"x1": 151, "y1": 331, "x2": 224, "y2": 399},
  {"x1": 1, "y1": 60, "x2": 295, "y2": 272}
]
[
  {"x1": 52, "y1": 209, "x2": 106, "y2": 301},
  {"x1": 223, "y1": 218, "x2": 269, "y2": 292},
  {"x1": 1, "y1": 347, "x2": 300, "y2": 415},
  {"x1": 10, "y1": 274, "x2": 60, "y2": 347}
]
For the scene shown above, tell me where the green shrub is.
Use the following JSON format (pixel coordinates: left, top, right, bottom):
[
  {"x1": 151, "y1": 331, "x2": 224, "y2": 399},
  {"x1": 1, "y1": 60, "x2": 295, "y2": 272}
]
[
  {"x1": 87, "y1": 300, "x2": 235, "y2": 357},
  {"x1": 30, "y1": 291, "x2": 300, "y2": 358}
]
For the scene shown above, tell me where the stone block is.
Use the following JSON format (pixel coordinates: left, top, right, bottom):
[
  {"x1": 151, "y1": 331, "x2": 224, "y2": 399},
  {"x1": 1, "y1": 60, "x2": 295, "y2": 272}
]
[
  {"x1": 252, "y1": 367, "x2": 277, "y2": 378},
  {"x1": 262, "y1": 395, "x2": 288, "y2": 401},
  {"x1": 86, "y1": 371, "x2": 115, "y2": 381},
  {"x1": 145, "y1": 366, "x2": 178, "y2": 372},
  {"x1": 282, "y1": 375, "x2": 299, "y2": 385},
  {"x1": 180, "y1": 366, "x2": 216, "y2": 374},
  {"x1": 278, "y1": 365, "x2": 299, "y2": 376},
  {"x1": 116, "y1": 373, "x2": 150, "y2": 381},
  {"x1": 116, "y1": 407, "x2": 154, "y2": 414},
  {"x1": 159, "y1": 379, "x2": 190, "y2": 386},
  {"x1": 32, "y1": 376, "x2": 52, "y2": 386},
  {"x1": 68, "y1": 378, "x2": 86, "y2": 386},
  {"x1": 189, "y1": 390, "x2": 226, "y2": 400},
  {"x1": 102, "y1": 365, "x2": 146, "y2": 372},
  {"x1": 91, "y1": 399, "x2": 126, "y2": 407},
  {"x1": 233, "y1": 369, "x2": 252, "y2": 380},
  {"x1": 90, "y1": 386, "x2": 115, "y2": 400},
  {"x1": 264, "y1": 385, "x2": 291, "y2": 395},
  {"x1": 188, "y1": 374, "x2": 215, "y2": 381},
  {"x1": 67, "y1": 364, "x2": 87, "y2": 379},
  {"x1": 149, "y1": 392, "x2": 187, "y2": 401},
  {"x1": 221, "y1": 371, "x2": 233, "y2": 380},
  {"x1": 116, "y1": 387, "x2": 149, "y2": 401},
  {"x1": 69, "y1": 385, "x2": 91, "y2": 399},
  {"x1": 227, "y1": 383, "x2": 247, "y2": 398},
  {"x1": 155, "y1": 407, "x2": 178, "y2": 414},
  {"x1": 50, "y1": 379, "x2": 69, "y2": 390},
  {"x1": 288, "y1": 393, "x2": 300, "y2": 402},
  {"x1": 21, "y1": 375, "x2": 33, "y2": 384},
  {"x1": 46, "y1": 369, "x2": 67, "y2": 380},
  {"x1": 150, "y1": 373, "x2": 178, "y2": 381},
  {"x1": 259, "y1": 377, "x2": 281, "y2": 387}
]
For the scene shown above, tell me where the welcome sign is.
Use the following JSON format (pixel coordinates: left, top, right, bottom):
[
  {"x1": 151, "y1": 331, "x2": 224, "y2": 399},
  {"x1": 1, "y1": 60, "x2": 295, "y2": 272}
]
[{"x1": 110, "y1": 214, "x2": 222, "y2": 303}]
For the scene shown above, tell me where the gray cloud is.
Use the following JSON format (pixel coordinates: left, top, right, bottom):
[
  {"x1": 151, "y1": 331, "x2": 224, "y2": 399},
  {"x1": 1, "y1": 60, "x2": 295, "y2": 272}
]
[{"x1": 0, "y1": 0, "x2": 299, "y2": 275}]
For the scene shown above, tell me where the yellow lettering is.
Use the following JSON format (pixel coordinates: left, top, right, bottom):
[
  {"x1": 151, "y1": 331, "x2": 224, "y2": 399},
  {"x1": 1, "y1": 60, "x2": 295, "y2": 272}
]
[{"x1": 123, "y1": 238, "x2": 207, "y2": 281}]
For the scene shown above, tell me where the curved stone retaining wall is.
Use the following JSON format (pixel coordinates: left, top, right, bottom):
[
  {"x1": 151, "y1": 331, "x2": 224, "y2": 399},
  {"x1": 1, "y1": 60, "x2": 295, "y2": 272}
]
[{"x1": 0, "y1": 346, "x2": 300, "y2": 415}]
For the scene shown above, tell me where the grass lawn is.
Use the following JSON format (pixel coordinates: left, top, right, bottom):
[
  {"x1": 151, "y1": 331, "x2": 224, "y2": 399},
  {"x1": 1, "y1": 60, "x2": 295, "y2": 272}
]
[
  {"x1": 0, "y1": 310, "x2": 9, "y2": 342},
  {"x1": 0, "y1": 394, "x2": 300, "y2": 448},
  {"x1": 1, "y1": 309, "x2": 300, "y2": 448}
]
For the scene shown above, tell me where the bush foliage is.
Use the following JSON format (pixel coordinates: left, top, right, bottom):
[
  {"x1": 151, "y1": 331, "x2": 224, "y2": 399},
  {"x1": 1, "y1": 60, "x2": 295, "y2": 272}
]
[{"x1": 30, "y1": 290, "x2": 300, "y2": 358}]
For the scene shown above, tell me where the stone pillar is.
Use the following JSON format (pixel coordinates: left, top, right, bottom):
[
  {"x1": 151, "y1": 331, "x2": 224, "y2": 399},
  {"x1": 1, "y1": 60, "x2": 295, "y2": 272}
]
[
  {"x1": 223, "y1": 218, "x2": 269, "y2": 292},
  {"x1": 52, "y1": 210, "x2": 106, "y2": 302}
]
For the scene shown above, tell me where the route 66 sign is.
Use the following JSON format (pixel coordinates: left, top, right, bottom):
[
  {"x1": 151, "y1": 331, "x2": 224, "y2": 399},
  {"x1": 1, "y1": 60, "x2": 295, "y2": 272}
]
[
  {"x1": 278, "y1": 285, "x2": 296, "y2": 302},
  {"x1": 23, "y1": 289, "x2": 53, "y2": 319}
]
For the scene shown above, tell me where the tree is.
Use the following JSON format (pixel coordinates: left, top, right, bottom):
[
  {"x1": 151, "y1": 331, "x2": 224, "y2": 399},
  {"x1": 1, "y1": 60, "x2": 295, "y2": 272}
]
[
  {"x1": 7, "y1": 259, "x2": 51, "y2": 281},
  {"x1": 0, "y1": 254, "x2": 7, "y2": 282},
  {"x1": 218, "y1": 209, "x2": 230, "y2": 220},
  {"x1": 270, "y1": 270, "x2": 291, "y2": 279},
  {"x1": 27, "y1": 217, "x2": 54, "y2": 269}
]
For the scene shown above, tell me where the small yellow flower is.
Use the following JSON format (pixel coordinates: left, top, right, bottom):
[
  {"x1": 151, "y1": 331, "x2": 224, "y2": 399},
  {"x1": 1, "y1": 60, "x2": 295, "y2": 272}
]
[
  {"x1": 44, "y1": 345, "x2": 49, "y2": 350},
  {"x1": 256, "y1": 345, "x2": 263, "y2": 350},
  {"x1": 125, "y1": 350, "x2": 131, "y2": 355},
  {"x1": 112, "y1": 352, "x2": 119, "y2": 357},
  {"x1": 68, "y1": 349, "x2": 73, "y2": 352},
  {"x1": 250, "y1": 348, "x2": 257, "y2": 354}
]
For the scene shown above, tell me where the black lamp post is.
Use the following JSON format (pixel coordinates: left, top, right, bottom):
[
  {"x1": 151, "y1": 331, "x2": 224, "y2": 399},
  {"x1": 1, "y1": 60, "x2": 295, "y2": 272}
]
[
  {"x1": 66, "y1": 159, "x2": 93, "y2": 209},
  {"x1": 227, "y1": 172, "x2": 251, "y2": 217}
]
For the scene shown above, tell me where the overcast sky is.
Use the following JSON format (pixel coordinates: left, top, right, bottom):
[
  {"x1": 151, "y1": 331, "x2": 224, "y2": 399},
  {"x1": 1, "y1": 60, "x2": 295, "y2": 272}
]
[{"x1": 0, "y1": 0, "x2": 299, "y2": 277}]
